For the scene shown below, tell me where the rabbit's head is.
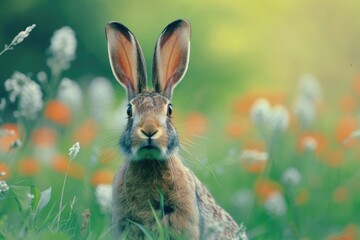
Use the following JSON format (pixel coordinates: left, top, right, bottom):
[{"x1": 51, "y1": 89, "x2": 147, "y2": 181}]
[{"x1": 105, "y1": 20, "x2": 191, "y2": 161}]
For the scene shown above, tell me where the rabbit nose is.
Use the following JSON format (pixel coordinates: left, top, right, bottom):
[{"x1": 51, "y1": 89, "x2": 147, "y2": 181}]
[{"x1": 140, "y1": 129, "x2": 158, "y2": 138}]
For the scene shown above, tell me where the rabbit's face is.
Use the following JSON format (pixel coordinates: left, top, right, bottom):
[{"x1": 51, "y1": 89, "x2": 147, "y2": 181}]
[
  {"x1": 106, "y1": 19, "x2": 190, "y2": 161},
  {"x1": 120, "y1": 92, "x2": 178, "y2": 161}
]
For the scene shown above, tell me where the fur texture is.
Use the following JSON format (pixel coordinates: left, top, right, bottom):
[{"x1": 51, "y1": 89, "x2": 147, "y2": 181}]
[{"x1": 106, "y1": 20, "x2": 245, "y2": 240}]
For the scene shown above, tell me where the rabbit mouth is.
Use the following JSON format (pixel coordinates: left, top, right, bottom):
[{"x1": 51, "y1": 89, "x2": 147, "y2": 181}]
[{"x1": 134, "y1": 145, "x2": 164, "y2": 161}]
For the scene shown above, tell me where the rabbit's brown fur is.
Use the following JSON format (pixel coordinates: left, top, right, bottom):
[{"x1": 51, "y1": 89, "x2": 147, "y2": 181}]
[{"x1": 106, "y1": 20, "x2": 245, "y2": 239}]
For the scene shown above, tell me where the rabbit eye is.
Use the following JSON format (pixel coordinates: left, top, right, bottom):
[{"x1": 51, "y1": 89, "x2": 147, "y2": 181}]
[
  {"x1": 167, "y1": 104, "x2": 173, "y2": 116},
  {"x1": 126, "y1": 104, "x2": 132, "y2": 117}
]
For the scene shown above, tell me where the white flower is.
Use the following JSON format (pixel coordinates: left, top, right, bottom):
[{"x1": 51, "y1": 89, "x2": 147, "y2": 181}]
[
  {"x1": 10, "y1": 139, "x2": 22, "y2": 149},
  {"x1": 18, "y1": 80, "x2": 43, "y2": 119},
  {"x1": 238, "y1": 223, "x2": 248, "y2": 240},
  {"x1": 302, "y1": 136, "x2": 318, "y2": 151},
  {"x1": 57, "y1": 78, "x2": 83, "y2": 112},
  {"x1": 10, "y1": 24, "x2": 36, "y2": 45},
  {"x1": 294, "y1": 96, "x2": 316, "y2": 127},
  {"x1": 264, "y1": 192, "x2": 287, "y2": 217},
  {"x1": 240, "y1": 149, "x2": 268, "y2": 162},
  {"x1": 95, "y1": 184, "x2": 112, "y2": 214},
  {"x1": 37, "y1": 71, "x2": 48, "y2": 84},
  {"x1": 250, "y1": 98, "x2": 271, "y2": 127},
  {"x1": 5, "y1": 72, "x2": 43, "y2": 119},
  {"x1": 88, "y1": 77, "x2": 114, "y2": 121},
  {"x1": 0, "y1": 172, "x2": 6, "y2": 177},
  {"x1": 0, "y1": 180, "x2": 10, "y2": 194},
  {"x1": 27, "y1": 193, "x2": 35, "y2": 201},
  {"x1": 47, "y1": 26, "x2": 77, "y2": 72},
  {"x1": 268, "y1": 105, "x2": 289, "y2": 132},
  {"x1": 282, "y1": 167, "x2": 301, "y2": 186},
  {"x1": 0, "y1": 98, "x2": 6, "y2": 111},
  {"x1": 298, "y1": 74, "x2": 322, "y2": 102},
  {"x1": 69, "y1": 142, "x2": 80, "y2": 160}
]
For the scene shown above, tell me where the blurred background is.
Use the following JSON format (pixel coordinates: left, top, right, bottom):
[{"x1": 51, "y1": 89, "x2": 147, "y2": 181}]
[{"x1": 1, "y1": 0, "x2": 360, "y2": 239}]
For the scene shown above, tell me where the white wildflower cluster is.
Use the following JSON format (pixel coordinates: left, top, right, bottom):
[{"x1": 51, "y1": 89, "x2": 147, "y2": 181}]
[
  {"x1": 239, "y1": 149, "x2": 268, "y2": 162},
  {"x1": 0, "y1": 172, "x2": 6, "y2": 177},
  {"x1": 238, "y1": 223, "x2": 248, "y2": 240},
  {"x1": 264, "y1": 192, "x2": 287, "y2": 217},
  {"x1": 57, "y1": 78, "x2": 83, "y2": 112},
  {"x1": 0, "y1": 129, "x2": 15, "y2": 138},
  {"x1": 293, "y1": 74, "x2": 322, "y2": 127},
  {"x1": 4, "y1": 71, "x2": 43, "y2": 119},
  {"x1": 0, "y1": 180, "x2": 10, "y2": 194},
  {"x1": 250, "y1": 98, "x2": 289, "y2": 134},
  {"x1": 0, "y1": 24, "x2": 36, "y2": 56},
  {"x1": 47, "y1": 26, "x2": 77, "y2": 72},
  {"x1": 69, "y1": 142, "x2": 80, "y2": 160},
  {"x1": 10, "y1": 139, "x2": 22, "y2": 149},
  {"x1": 281, "y1": 167, "x2": 301, "y2": 186},
  {"x1": 88, "y1": 77, "x2": 115, "y2": 121},
  {"x1": 95, "y1": 184, "x2": 112, "y2": 214}
]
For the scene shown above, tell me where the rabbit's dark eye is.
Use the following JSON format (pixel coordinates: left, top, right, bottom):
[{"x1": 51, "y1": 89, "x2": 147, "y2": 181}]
[
  {"x1": 126, "y1": 104, "x2": 132, "y2": 117},
  {"x1": 167, "y1": 104, "x2": 173, "y2": 117}
]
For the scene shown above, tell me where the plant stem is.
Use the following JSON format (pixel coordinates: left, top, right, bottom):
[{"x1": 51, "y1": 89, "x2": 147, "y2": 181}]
[{"x1": 57, "y1": 157, "x2": 73, "y2": 229}]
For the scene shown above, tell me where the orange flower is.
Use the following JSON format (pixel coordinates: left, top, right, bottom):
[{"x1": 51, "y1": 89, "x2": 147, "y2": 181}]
[
  {"x1": 44, "y1": 100, "x2": 72, "y2": 126},
  {"x1": 0, "y1": 163, "x2": 9, "y2": 180},
  {"x1": 254, "y1": 179, "x2": 282, "y2": 203},
  {"x1": 336, "y1": 116, "x2": 357, "y2": 147},
  {"x1": 332, "y1": 186, "x2": 348, "y2": 203},
  {"x1": 339, "y1": 95, "x2": 357, "y2": 113},
  {"x1": 298, "y1": 132, "x2": 327, "y2": 154},
  {"x1": 31, "y1": 127, "x2": 57, "y2": 148},
  {"x1": 0, "y1": 123, "x2": 19, "y2": 151},
  {"x1": 51, "y1": 154, "x2": 85, "y2": 179},
  {"x1": 226, "y1": 117, "x2": 250, "y2": 138},
  {"x1": 321, "y1": 149, "x2": 343, "y2": 167},
  {"x1": 234, "y1": 90, "x2": 287, "y2": 115},
  {"x1": 90, "y1": 170, "x2": 114, "y2": 186},
  {"x1": 327, "y1": 224, "x2": 357, "y2": 240},
  {"x1": 73, "y1": 119, "x2": 99, "y2": 146},
  {"x1": 184, "y1": 112, "x2": 208, "y2": 136},
  {"x1": 68, "y1": 162, "x2": 85, "y2": 179},
  {"x1": 18, "y1": 157, "x2": 40, "y2": 176},
  {"x1": 52, "y1": 154, "x2": 68, "y2": 173},
  {"x1": 242, "y1": 161, "x2": 267, "y2": 174},
  {"x1": 295, "y1": 189, "x2": 310, "y2": 205}
]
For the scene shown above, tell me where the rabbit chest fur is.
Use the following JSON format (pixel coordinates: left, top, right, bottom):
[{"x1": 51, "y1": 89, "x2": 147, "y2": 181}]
[{"x1": 112, "y1": 155, "x2": 239, "y2": 239}]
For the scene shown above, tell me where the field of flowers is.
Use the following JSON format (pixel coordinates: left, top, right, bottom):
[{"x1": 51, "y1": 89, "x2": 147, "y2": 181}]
[{"x1": 1, "y1": 1, "x2": 360, "y2": 239}]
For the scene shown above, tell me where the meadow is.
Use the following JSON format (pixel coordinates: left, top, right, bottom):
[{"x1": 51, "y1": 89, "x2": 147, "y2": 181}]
[{"x1": 1, "y1": 1, "x2": 360, "y2": 239}]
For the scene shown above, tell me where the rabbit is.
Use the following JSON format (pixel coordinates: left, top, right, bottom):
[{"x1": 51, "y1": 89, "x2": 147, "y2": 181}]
[{"x1": 105, "y1": 19, "x2": 246, "y2": 240}]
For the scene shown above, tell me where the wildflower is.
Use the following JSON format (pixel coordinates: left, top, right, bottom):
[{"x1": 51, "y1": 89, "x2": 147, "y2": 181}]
[
  {"x1": 27, "y1": 193, "x2": 35, "y2": 202},
  {"x1": 37, "y1": 71, "x2": 48, "y2": 84},
  {"x1": 5, "y1": 72, "x2": 43, "y2": 119},
  {"x1": 57, "y1": 78, "x2": 83, "y2": 112},
  {"x1": 0, "y1": 172, "x2": 6, "y2": 177},
  {"x1": 73, "y1": 119, "x2": 98, "y2": 147},
  {"x1": 264, "y1": 192, "x2": 287, "y2": 217},
  {"x1": 47, "y1": 26, "x2": 77, "y2": 72},
  {"x1": 184, "y1": 112, "x2": 208, "y2": 136},
  {"x1": 69, "y1": 142, "x2": 80, "y2": 160},
  {"x1": 95, "y1": 184, "x2": 112, "y2": 214},
  {"x1": 343, "y1": 128, "x2": 360, "y2": 144},
  {"x1": 281, "y1": 167, "x2": 301, "y2": 186},
  {"x1": 0, "y1": 180, "x2": 9, "y2": 194},
  {"x1": 18, "y1": 157, "x2": 40, "y2": 176},
  {"x1": 302, "y1": 136, "x2": 318, "y2": 151},
  {"x1": 0, "y1": 24, "x2": 36, "y2": 56},
  {"x1": 0, "y1": 129, "x2": 15, "y2": 138},
  {"x1": 10, "y1": 139, "x2": 22, "y2": 149},
  {"x1": 240, "y1": 149, "x2": 268, "y2": 173},
  {"x1": 44, "y1": 100, "x2": 72, "y2": 126},
  {"x1": 293, "y1": 74, "x2": 322, "y2": 127},
  {"x1": 90, "y1": 170, "x2": 114, "y2": 186},
  {"x1": 88, "y1": 77, "x2": 114, "y2": 121},
  {"x1": 250, "y1": 98, "x2": 271, "y2": 127},
  {"x1": 268, "y1": 105, "x2": 289, "y2": 131}
]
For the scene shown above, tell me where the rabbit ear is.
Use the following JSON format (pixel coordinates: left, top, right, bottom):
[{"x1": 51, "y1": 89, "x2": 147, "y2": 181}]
[
  {"x1": 106, "y1": 22, "x2": 147, "y2": 100},
  {"x1": 152, "y1": 19, "x2": 191, "y2": 99}
]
